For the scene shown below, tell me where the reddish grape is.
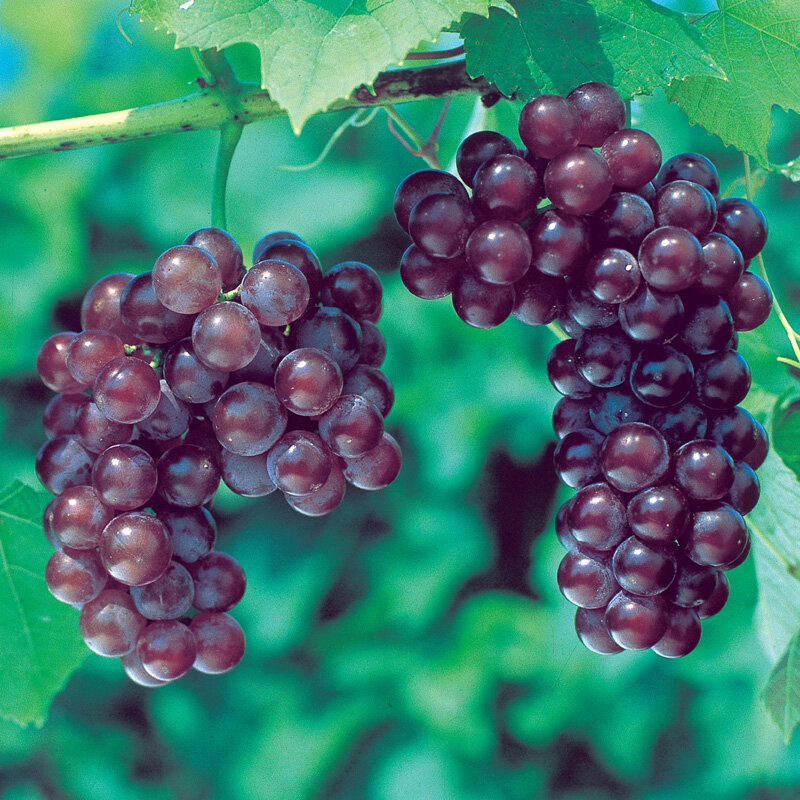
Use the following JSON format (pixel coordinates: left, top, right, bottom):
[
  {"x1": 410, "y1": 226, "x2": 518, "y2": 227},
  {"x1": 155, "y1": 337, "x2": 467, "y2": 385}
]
[
  {"x1": 137, "y1": 619, "x2": 197, "y2": 680},
  {"x1": 152, "y1": 245, "x2": 222, "y2": 314},
  {"x1": 93, "y1": 356, "x2": 161, "y2": 424},
  {"x1": 188, "y1": 551, "x2": 247, "y2": 612},
  {"x1": 100, "y1": 511, "x2": 173, "y2": 586},
  {"x1": 566, "y1": 82, "x2": 626, "y2": 147},
  {"x1": 79, "y1": 588, "x2": 147, "y2": 657},
  {"x1": 190, "y1": 611, "x2": 246, "y2": 674},
  {"x1": 241, "y1": 259, "x2": 310, "y2": 326}
]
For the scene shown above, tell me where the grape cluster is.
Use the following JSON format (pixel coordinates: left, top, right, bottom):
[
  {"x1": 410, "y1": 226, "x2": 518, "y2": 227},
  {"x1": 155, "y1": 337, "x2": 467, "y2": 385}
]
[
  {"x1": 394, "y1": 82, "x2": 772, "y2": 656},
  {"x1": 35, "y1": 227, "x2": 401, "y2": 684}
]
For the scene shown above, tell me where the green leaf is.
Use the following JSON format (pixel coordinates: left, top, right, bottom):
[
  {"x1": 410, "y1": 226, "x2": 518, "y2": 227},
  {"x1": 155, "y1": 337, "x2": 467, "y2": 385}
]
[
  {"x1": 0, "y1": 481, "x2": 86, "y2": 727},
  {"x1": 461, "y1": 0, "x2": 723, "y2": 100},
  {"x1": 667, "y1": 0, "x2": 800, "y2": 168},
  {"x1": 131, "y1": 0, "x2": 502, "y2": 132},
  {"x1": 762, "y1": 629, "x2": 800, "y2": 744}
]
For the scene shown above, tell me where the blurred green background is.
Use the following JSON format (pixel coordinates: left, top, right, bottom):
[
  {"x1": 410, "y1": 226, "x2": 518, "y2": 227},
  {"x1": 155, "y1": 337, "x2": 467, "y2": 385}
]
[{"x1": 2, "y1": 1, "x2": 800, "y2": 798}]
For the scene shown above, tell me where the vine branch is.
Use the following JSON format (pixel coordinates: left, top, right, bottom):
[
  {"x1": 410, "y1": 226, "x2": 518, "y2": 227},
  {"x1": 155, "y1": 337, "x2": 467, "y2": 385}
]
[{"x1": 0, "y1": 61, "x2": 496, "y2": 161}]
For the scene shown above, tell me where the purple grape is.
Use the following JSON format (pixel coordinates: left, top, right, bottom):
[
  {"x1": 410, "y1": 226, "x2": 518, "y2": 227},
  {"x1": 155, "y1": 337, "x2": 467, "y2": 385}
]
[
  {"x1": 152, "y1": 245, "x2": 222, "y2": 314},
  {"x1": 584, "y1": 248, "x2": 640, "y2": 304},
  {"x1": 320, "y1": 261, "x2": 382, "y2": 321},
  {"x1": 93, "y1": 356, "x2": 161, "y2": 424},
  {"x1": 408, "y1": 192, "x2": 475, "y2": 259},
  {"x1": 456, "y1": 130, "x2": 518, "y2": 187},
  {"x1": 627, "y1": 484, "x2": 689, "y2": 545},
  {"x1": 37, "y1": 332, "x2": 90, "y2": 394},
  {"x1": 604, "y1": 591, "x2": 668, "y2": 650},
  {"x1": 91, "y1": 443, "x2": 157, "y2": 510},
  {"x1": 618, "y1": 283, "x2": 684, "y2": 344},
  {"x1": 684, "y1": 502, "x2": 748, "y2": 567},
  {"x1": 725, "y1": 271, "x2": 773, "y2": 331},
  {"x1": 184, "y1": 227, "x2": 244, "y2": 291},
  {"x1": 191, "y1": 301, "x2": 262, "y2": 372},
  {"x1": 212, "y1": 381, "x2": 288, "y2": 455},
  {"x1": 317, "y1": 394, "x2": 384, "y2": 457},
  {"x1": 452, "y1": 271, "x2": 515, "y2": 329},
  {"x1": 629, "y1": 344, "x2": 694, "y2": 408},
  {"x1": 566, "y1": 82, "x2": 626, "y2": 147},
  {"x1": 343, "y1": 365, "x2": 394, "y2": 418},
  {"x1": 465, "y1": 220, "x2": 532, "y2": 285},
  {"x1": 566, "y1": 481, "x2": 628, "y2": 551},
  {"x1": 674, "y1": 440, "x2": 737, "y2": 503},
  {"x1": 137, "y1": 619, "x2": 197, "y2": 680},
  {"x1": 694, "y1": 349, "x2": 751, "y2": 410},
  {"x1": 79, "y1": 588, "x2": 146, "y2": 657},
  {"x1": 714, "y1": 197, "x2": 768, "y2": 259},
  {"x1": 393, "y1": 169, "x2": 469, "y2": 233},
  {"x1": 241, "y1": 259, "x2": 310, "y2": 327},
  {"x1": 544, "y1": 147, "x2": 613, "y2": 215},
  {"x1": 130, "y1": 561, "x2": 194, "y2": 620},
  {"x1": 162, "y1": 337, "x2": 229, "y2": 404},
  {"x1": 574, "y1": 606, "x2": 623, "y2": 654},
  {"x1": 267, "y1": 430, "x2": 332, "y2": 496},
  {"x1": 612, "y1": 535, "x2": 676, "y2": 596},
  {"x1": 156, "y1": 444, "x2": 220, "y2": 507},
  {"x1": 219, "y1": 450, "x2": 278, "y2": 498},
  {"x1": 157, "y1": 505, "x2": 217, "y2": 565},
  {"x1": 697, "y1": 233, "x2": 744, "y2": 295},
  {"x1": 552, "y1": 397, "x2": 594, "y2": 440},
  {"x1": 342, "y1": 431, "x2": 402, "y2": 490},
  {"x1": 399, "y1": 244, "x2": 463, "y2": 299},
  {"x1": 601, "y1": 128, "x2": 662, "y2": 189},
  {"x1": 35, "y1": 435, "x2": 95, "y2": 495},
  {"x1": 285, "y1": 458, "x2": 347, "y2": 516},
  {"x1": 553, "y1": 429, "x2": 604, "y2": 489},
  {"x1": 101, "y1": 511, "x2": 173, "y2": 586},
  {"x1": 574, "y1": 329, "x2": 634, "y2": 388},
  {"x1": 43, "y1": 393, "x2": 89, "y2": 439},
  {"x1": 274, "y1": 347, "x2": 343, "y2": 417},
  {"x1": 75, "y1": 401, "x2": 134, "y2": 453},
  {"x1": 292, "y1": 305, "x2": 362, "y2": 374},
  {"x1": 190, "y1": 611, "x2": 245, "y2": 674},
  {"x1": 511, "y1": 269, "x2": 564, "y2": 326},
  {"x1": 558, "y1": 547, "x2": 619, "y2": 608},
  {"x1": 518, "y1": 94, "x2": 581, "y2": 159},
  {"x1": 80, "y1": 273, "x2": 140, "y2": 343},
  {"x1": 651, "y1": 607, "x2": 702, "y2": 658},
  {"x1": 253, "y1": 239, "x2": 323, "y2": 299},
  {"x1": 638, "y1": 226, "x2": 703, "y2": 292},
  {"x1": 119, "y1": 272, "x2": 194, "y2": 344},
  {"x1": 653, "y1": 180, "x2": 717, "y2": 238},
  {"x1": 590, "y1": 192, "x2": 655, "y2": 252},
  {"x1": 600, "y1": 422, "x2": 670, "y2": 494},
  {"x1": 50, "y1": 485, "x2": 114, "y2": 550},
  {"x1": 188, "y1": 551, "x2": 247, "y2": 612},
  {"x1": 66, "y1": 330, "x2": 126, "y2": 386},
  {"x1": 529, "y1": 209, "x2": 590, "y2": 277},
  {"x1": 45, "y1": 547, "x2": 107, "y2": 606},
  {"x1": 655, "y1": 152, "x2": 720, "y2": 196}
]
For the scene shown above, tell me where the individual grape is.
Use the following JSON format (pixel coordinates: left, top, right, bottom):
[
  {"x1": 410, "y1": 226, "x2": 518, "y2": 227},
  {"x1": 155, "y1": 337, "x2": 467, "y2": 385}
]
[
  {"x1": 136, "y1": 380, "x2": 192, "y2": 441},
  {"x1": 600, "y1": 422, "x2": 670, "y2": 494},
  {"x1": 574, "y1": 607, "x2": 623, "y2": 654},
  {"x1": 557, "y1": 310, "x2": 586, "y2": 340},
  {"x1": 553, "y1": 429, "x2": 604, "y2": 489},
  {"x1": 45, "y1": 546, "x2": 107, "y2": 606},
  {"x1": 79, "y1": 588, "x2": 147, "y2": 657},
  {"x1": 518, "y1": 94, "x2": 581, "y2": 159},
  {"x1": 664, "y1": 558, "x2": 718, "y2": 607},
  {"x1": 714, "y1": 197, "x2": 768, "y2": 259},
  {"x1": 35, "y1": 435, "x2": 94, "y2": 495},
  {"x1": 601, "y1": 128, "x2": 662, "y2": 189},
  {"x1": 284, "y1": 457, "x2": 347, "y2": 516},
  {"x1": 612, "y1": 535, "x2": 676, "y2": 596},
  {"x1": 574, "y1": 329, "x2": 634, "y2": 388},
  {"x1": 393, "y1": 169, "x2": 469, "y2": 233},
  {"x1": 65, "y1": 330, "x2": 126, "y2": 386},
  {"x1": 241, "y1": 259, "x2": 310, "y2": 327},
  {"x1": 557, "y1": 547, "x2": 619, "y2": 608},
  {"x1": 100, "y1": 511, "x2": 173, "y2": 586},
  {"x1": 637, "y1": 226, "x2": 703, "y2": 292},
  {"x1": 544, "y1": 147, "x2": 613, "y2": 215},
  {"x1": 37, "y1": 332, "x2": 90, "y2": 394},
  {"x1": 726, "y1": 462, "x2": 760, "y2": 515},
  {"x1": 162, "y1": 337, "x2": 229, "y2": 403},
  {"x1": 342, "y1": 431, "x2": 402, "y2": 490},
  {"x1": 552, "y1": 397, "x2": 593, "y2": 439},
  {"x1": 694, "y1": 349, "x2": 751, "y2": 410},
  {"x1": 253, "y1": 239, "x2": 324, "y2": 299},
  {"x1": 292, "y1": 305, "x2": 362, "y2": 374},
  {"x1": 119, "y1": 272, "x2": 194, "y2": 344},
  {"x1": 629, "y1": 344, "x2": 694, "y2": 408},
  {"x1": 75, "y1": 401, "x2": 134, "y2": 453},
  {"x1": 231, "y1": 330, "x2": 290, "y2": 385},
  {"x1": 547, "y1": 338, "x2": 595, "y2": 399},
  {"x1": 452, "y1": 271, "x2": 515, "y2": 329},
  {"x1": 80, "y1": 272, "x2": 139, "y2": 343},
  {"x1": 317, "y1": 394, "x2": 384, "y2": 457},
  {"x1": 188, "y1": 551, "x2": 247, "y2": 612},
  {"x1": 604, "y1": 591, "x2": 668, "y2": 650},
  {"x1": 566, "y1": 82, "x2": 626, "y2": 147},
  {"x1": 152, "y1": 245, "x2": 222, "y2": 314},
  {"x1": 651, "y1": 607, "x2": 702, "y2": 658},
  {"x1": 191, "y1": 301, "x2": 261, "y2": 372},
  {"x1": 121, "y1": 649, "x2": 171, "y2": 687},
  {"x1": 456, "y1": 130, "x2": 518, "y2": 187},
  {"x1": 696, "y1": 571, "x2": 729, "y2": 619},
  {"x1": 697, "y1": 233, "x2": 744, "y2": 295},
  {"x1": 584, "y1": 248, "x2": 640, "y2": 304},
  {"x1": 157, "y1": 505, "x2": 217, "y2": 564},
  {"x1": 472, "y1": 150, "x2": 542, "y2": 217},
  {"x1": 343, "y1": 365, "x2": 394, "y2": 418},
  {"x1": 465, "y1": 220, "x2": 532, "y2": 286},
  {"x1": 219, "y1": 450, "x2": 278, "y2": 498},
  {"x1": 724, "y1": 271, "x2": 773, "y2": 331},
  {"x1": 589, "y1": 387, "x2": 649, "y2": 435},
  {"x1": 156, "y1": 444, "x2": 220, "y2": 507},
  {"x1": 91, "y1": 443, "x2": 158, "y2": 510},
  {"x1": 511, "y1": 269, "x2": 564, "y2": 326},
  {"x1": 358, "y1": 321, "x2": 386, "y2": 368},
  {"x1": 399, "y1": 244, "x2": 463, "y2": 299},
  {"x1": 130, "y1": 561, "x2": 194, "y2": 620},
  {"x1": 408, "y1": 192, "x2": 475, "y2": 259},
  {"x1": 528, "y1": 208, "x2": 590, "y2": 277},
  {"x1": 684, "y1": 502, "x2": 748, "y2": 567},
  {"x1": 190, "y1": 611, "x2": 246, "y2": 674},
  {"x1": 183, "y1": 227, "x2": 244, "y2": 291},
  {"x1": 267, "y1": 430, "x2": 332, "y2": 496},
  {"x1": 50, "y1": 485, "x2": 114, "y2": 550},
  {"x1": 274, "y1": 347, "x2": 343, "y2": 417},
  {"x1": 706, "y1": 407, "x2": 758, "y2": 461},
  {"x1": 212, "y1": 381, "x2": 288, "y2": 454},
  {"x1": 93, "y1": 356, "x2": 161, "y2": 424},
  {"x1": 43, "y1": 393, "x2": 89, "y2": 439},
  {"x1": 566, "y1": 481, "x2": 628, "y2": 551},
  {"x1": 563, "y1": 282, "x2": 618, "y2": 330},
  {"x1": 653, "y1": 180, "x2": 717, "y2": 238},
  {"x1": 655, "y1": 152, "x2": 720, "y2": 196},
  {"x1": 742, "y1": 418, "x2": 769, "y2": 470},
  {"x1": 679, "y1": 295, "x2": 735, "y2": 356},
  {"x1": 649, "y1": 402, "x2": 708, "y2": 451},
  {"x1": 137, "y1": 619, "x2": 197, "y2": 680},
  {"x1": 590, "y1": 192, "x2": 655, "y2": 252},
  {"x1": 626, "y1": 484, "x2": 689, "y2": 545},
  {"x1": 555, "y1": 500, "x2": 577, "y2": 550},
  {"x1": 618, "y1": 283, "x2": 684, "y2": 344},
  {"x1": 720, "y1": 535, "x2": 751, "y2": 570},
  {"x1": 320, "y1": 261, "x2": 382, "y2": 321},
  {"x1": 252, "y1": 230, "x2": 305, "y2": 264}
]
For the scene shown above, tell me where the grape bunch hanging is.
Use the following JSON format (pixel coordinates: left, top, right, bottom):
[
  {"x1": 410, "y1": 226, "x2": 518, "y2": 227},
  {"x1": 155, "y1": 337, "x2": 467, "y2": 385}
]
[
  {"x1": 394, "y1": 82, "x2": 772, "y2": 657},
  {"x1": 35, "y1": 228, "x2": 401, "y2": 685}
]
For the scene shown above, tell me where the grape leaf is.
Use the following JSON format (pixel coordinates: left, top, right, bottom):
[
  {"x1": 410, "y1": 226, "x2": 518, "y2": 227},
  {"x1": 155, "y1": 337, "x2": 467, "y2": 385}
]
[
  {"x1": 667, "y1": 0, "x2": 800, "y2": 169},
  {"x1": 131, "y1": 0, "x2": 508, "y2": 132},
  {"x1": 460, "y1": 0, "x2": 723, "y2": 100},
  {"x1": 762, "y1": 629, "x2": 800, "y2": 744},
  {"x1": 0, "y1": 481, "x2": 86, "y2": 727}
]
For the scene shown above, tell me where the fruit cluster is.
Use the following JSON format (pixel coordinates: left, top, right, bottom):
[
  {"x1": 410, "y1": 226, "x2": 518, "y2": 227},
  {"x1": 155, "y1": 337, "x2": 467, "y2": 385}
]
[
  {"x1": 35, "y1": 228, "x2": 401, "y2": 684},
  {"x1": 394, "y1": 82, "x2": 772, "y2": 656}
]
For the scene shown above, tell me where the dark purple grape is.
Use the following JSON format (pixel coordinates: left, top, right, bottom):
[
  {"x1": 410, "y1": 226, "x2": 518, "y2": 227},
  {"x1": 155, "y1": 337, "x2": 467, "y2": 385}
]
[
  {"x1": 358, "y1": 321, "x2": 386, "y2": 368},
  {"x1": 320, "y1": 261, "x2": 382, "y2": 321},
  {"x1": 101, "y1": 511, "x2": 173, "y2": 586},
  {"x1": 317, "y1": 394, "x2": 384, "y2": 457},
  {"x1": 212, "y1": 381, "x2": 288, "y2": 454},
  {"x1": 37, "y1": 332, "x2": 90, "y2": 394},
  {"x1": 684, "y1": 502, "x2": 748, "y2": 567},
  {"x1": 600, "y1": 422, "x2": 670, "y2": 493},
  {"x1": 80, "y1": 273, "x2": 139, "y2": 343},
  {"x1": 627, "y1": 484, "x2": 689, "y2": 545},
  {"x1": 552, "y1": 397, "x2": 593, "y2": 439},
  {"x1": 75, "y1": 401, "x2": 134, "y2": 453},
  {"x1": 673, "y1": 439, "x2": 735, "y2": 501},
  {"x1": 725, "y1": 271, "x2": 773, "y2": 331},
  {"x1": 190, "y1": 611, "x2": 245, "y2": 674},
  {"x1": 566, "y1": 82, "x2": 626, "y2": 147},
  {"x1": 456, "y1": 131, "x2": 518, "y2": 187},
  {"x1": 119, "y1": 272, "x2": 194, "y2": 344},
  {"x1": 157, "y1": 505, "x2": 216, "y2": 564},
  {"x1": 267, "y1": 430, "x2": 332, "y2": 496},
  {"x1": 130, "y1": 561, "x2": 194, "y2": 620},
  {"x1": 511, "y1": 269, "x2": 564, "y2": 326},
  {"x1": 664, "y1": 558, "x2": 718, "y2": 607},
  {"x1": 721, "y1": 534, "x2": 751, "y2": 570},
  {"x1": 184, "y1": 227, "x2": 244, "y2": 291},
  {"x1": 219, "y1": 450, "x2": 277, "y2": 498},
  {"x1": 555, "y1": 500, "x2": 577, "y2": 550},
  {"x1": 285, "y1": 458, "x2": 347, "y2": 516},
  {"x1": 66, "y1": 330, "x2": 126, "y2": 386},
  {"x1": 92, "y1": 443, "x2": 157, "y2": 510},
  {"x1": 584, "y1": 248, "x2": 640, "y2": 304},
  {"x1": 156, "y1": 444, "x2": 220, "y2": 507},
  {"x1": 152, "y1": 245, "x2": 222, "y2": 314},
  {"x1": 188, "y1": 551, "x2": 246, "y2": 612},
  {"x1": 544, "y1": 147, "x2": 613, "y2": 215},
  {"x1": 694, "y1": 349, "x2": 751, "y2": 410},
  {"x1": 452, "y1": 271, "x2": 515, "y2": 329},
  {"x1": 137, "y1": 380, "x2": 192, "y2": 441},
  {"x1": 566, "y1": 481, "x2": 628, "y2": 551},
  {"x1": 547, "y1": 338, "x2": 594, "y2": 399},
  {"x1": 50, "y1": 485, "x2": 114, "y2": 550},
  {"x1": 618, "y1": 283, "x2": 684, "y2": 344},
  {"x1": 241, "y1": 259, "x2": 310, "y2": 327},
  {"x1": 43, "y1": 393, "x2": 89, "y2": 439},
  {"x1": 252, "y1": 230, "x2": 305, "y2": 264},
  {"x1": 742, "y1": 418, "x2": 769, "y2": 470},
  {"x1": 590, "y1": 192, "x2": 655, "y2": 252},
  {"x1": 93, "y1": 356, "x2": 161, "y2": 424},
  {"x1": 651, "y1": 607, "x2": 702, "y2": 658},
  {"x1": 714, "y1": 197, "x2": 768, "y2": 259},
  {"x1": 529, "y1": 209, "x2": 590, "y2": 277},
  {"x1": 231, "y1": 330, "x2": 290, "y2": 385},
  {"x1": 655, "y1": 152, "x2": 719, "y2": 196},
  {"x1": 638, "y1": 226, "x2": 703, "y2": 292},
  {"x1": 292, "y1": 305, "x2": 362, "y2": 374},
  {"x1": 629, "y1": 344, "x2": 694, "y2": 408},
  {"x1": 162, "y1": 337, "x2": 229, "y2": 403},
  {"x1": 575, "y1": 607, "x2": 623, "y2": 654},
  {"x1": 574, "y1": 329, "x2": 634, "y2": 388},
  {"x1": 472, "y1": 154, "x2": 541, "y2": 221},
  {"x1": 558, "y1": 547, "x2": 619, "y2": 608},
  {"x1": 408, "y1": 192, "x2": 475, "y2": 259},
  {"x1": 343, "y1": 365, "x2": 394, "y2": 418},
  {"x1": 274, "y1": 347, "x2": 343, "y2": 417},
  {"x1": 706, "y1": 407, "x2": 758, "y2": 461},
  {"x1": 45, "y1": 546, "x2": 107, "y2": 606},
  {"x1": 79, "y1": 588, "x2": 146, "y2": 657},
  {"x1": 254, "y1": 239, "x2": 323, "y2": 299},
  {"x1": 632, "y1": 181, "x2": 656, "y2": 204},
  {"x1": 564, "y1": 282, "x2": 618, "y2": 330},
  {"x1": 137, "y1": 619, "x2": 197, "y2": 680},
  {"x1": 191, "y1": 301, "x2": 261, "y2": 372},
  {"x1": 679, "y1": 294, "x2": 735, "y2": 355},
  {"x1": 35, "y1": 435, "x2": 94, "y2": 495},
  {"x1": 342, "y1": 431, "x2": 402, "y2": 490},
  {"x1": 393, "y1": 169, "x2": 469, "y2": 233},
  {"x1": 726, "y1": 462, "x2": 760, "y2": 515},
  {"x1": 605, "y1": 591, "x2": 668, "y2": 650},
  {"x1": 465, "y1": 220, "x2": 532, "y2": 285},
  {"x1": 399, "y1": 244, "x2": 463, "y2": 299},
  {"x1": 697, "y1": 233, "x2": 744, "y2": 295},
  {"x1": 553, "y1": 429, "x2": 604, "y2": 489},
  {"x1": 649, "y1": 402, "x2": 708, "y2": 450},
  {"x1": 612, "y1": 535, "x2": 676, "y2": 596},
  {"x1": 653, "y1": 180, "x2": 717, "y2": 238},
  {"x1": 518, "y1": 95, "x2": 581, "y2": 159},
  {"x1": 696, "y1": 572, "x2": 729, "y2": 619},
  {"x1": 601, "y1": 128, "x2": 662, "y2": 189},
  {"x1": 589, "y1": 387, "x2": 650, "y2": 434}
]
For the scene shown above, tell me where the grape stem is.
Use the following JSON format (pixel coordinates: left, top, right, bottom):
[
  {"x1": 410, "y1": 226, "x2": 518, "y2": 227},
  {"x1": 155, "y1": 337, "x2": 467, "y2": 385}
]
[
  {"x1": 384, "y1": 102, "x2": 450, "y2": 170},
  {"x1": 743, "y1": 154, "x2": 800, "y2": 367}
]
